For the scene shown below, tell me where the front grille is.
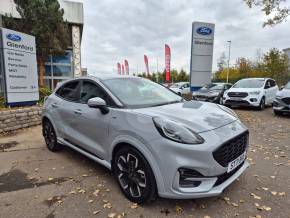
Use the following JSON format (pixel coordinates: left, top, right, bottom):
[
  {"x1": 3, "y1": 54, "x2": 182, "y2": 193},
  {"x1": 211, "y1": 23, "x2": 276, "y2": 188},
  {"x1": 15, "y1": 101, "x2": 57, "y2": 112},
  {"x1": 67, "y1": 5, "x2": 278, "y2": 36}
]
[
  {"x1": 225, "y1": 100, "x2": 250, "y2": 106},
  {"x1": 228, "y1": 92, "x2": 248, "y2": 98},
  {"x1": 195, "y1": 95, "x2": 207, "y2": 99},
  {"x1": 213, "y1": 131, "x2": 249, "y2": 167},
  {"x1": 214, "y1": 161, "x2": 244, "y2": 186},
  {"x1": 282, "y1": 97, "x2": 290, "y2": 105}
]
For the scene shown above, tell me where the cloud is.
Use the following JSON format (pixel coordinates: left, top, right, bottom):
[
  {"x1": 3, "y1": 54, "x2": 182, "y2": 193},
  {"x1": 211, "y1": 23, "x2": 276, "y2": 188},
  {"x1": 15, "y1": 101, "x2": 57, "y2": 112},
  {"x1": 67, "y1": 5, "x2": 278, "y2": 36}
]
[{"x1": 80, "y1": 0, "x2": 290, "y2": 75}]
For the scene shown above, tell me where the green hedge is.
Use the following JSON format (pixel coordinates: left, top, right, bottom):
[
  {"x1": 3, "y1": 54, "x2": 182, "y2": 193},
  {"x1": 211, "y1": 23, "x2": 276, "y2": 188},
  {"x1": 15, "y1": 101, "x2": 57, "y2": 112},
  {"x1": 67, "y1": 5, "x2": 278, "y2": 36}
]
[{"x1": 0, "y1": 86, "x2": 52, "y2": 108}]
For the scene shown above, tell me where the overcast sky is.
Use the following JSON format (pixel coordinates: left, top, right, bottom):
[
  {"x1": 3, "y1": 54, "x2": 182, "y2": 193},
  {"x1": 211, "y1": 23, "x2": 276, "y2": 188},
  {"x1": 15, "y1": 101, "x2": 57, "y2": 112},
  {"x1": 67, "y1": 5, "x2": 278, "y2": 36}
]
[{"x1": 79, "y1": 0, "x2": 290, "y2": 75}]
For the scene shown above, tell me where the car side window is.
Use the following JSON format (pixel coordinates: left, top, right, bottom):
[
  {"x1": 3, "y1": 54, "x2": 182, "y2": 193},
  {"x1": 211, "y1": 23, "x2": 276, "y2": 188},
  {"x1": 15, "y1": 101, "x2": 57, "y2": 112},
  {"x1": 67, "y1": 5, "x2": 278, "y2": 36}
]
[
  {"x1": 270, "y1": 80, "x2": 276, "y2": 87},
  {"x1": 225, "y1": 84, "x2": 231, "y2": 90},
  {"x1": 264, "y1": 80, "x2": 271, "y2": 89},
  {"x1": 80, "y1": 81, "x2": 114, "y2": 106},
  {"x1": 56, "y1": 81, "x2": 81, "y2": 102}
]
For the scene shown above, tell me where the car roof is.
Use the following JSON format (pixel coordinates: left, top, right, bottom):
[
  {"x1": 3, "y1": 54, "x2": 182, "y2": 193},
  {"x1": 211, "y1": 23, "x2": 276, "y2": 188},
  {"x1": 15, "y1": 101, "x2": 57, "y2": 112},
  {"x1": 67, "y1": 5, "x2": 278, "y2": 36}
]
[
  {"x1": 239, "y1": 78, "x2": 271, "y2": 81},
  {"x1": 85, "y1": 74, "x2": 138, "y2": 81}
]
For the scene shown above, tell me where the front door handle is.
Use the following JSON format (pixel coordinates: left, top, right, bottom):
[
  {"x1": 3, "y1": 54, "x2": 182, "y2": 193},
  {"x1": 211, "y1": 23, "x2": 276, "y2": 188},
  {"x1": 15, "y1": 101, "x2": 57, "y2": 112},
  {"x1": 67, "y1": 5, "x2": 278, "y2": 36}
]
[{"x1": 74, "y1": 109, "x2": 82, "y2": 115}]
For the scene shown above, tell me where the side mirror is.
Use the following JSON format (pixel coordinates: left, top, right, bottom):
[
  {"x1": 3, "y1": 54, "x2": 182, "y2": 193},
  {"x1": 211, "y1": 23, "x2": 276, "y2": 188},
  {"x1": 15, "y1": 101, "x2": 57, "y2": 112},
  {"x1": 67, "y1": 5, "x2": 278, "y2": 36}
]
[
  {"x1": 280, "y1": 86, "x2": 284, "y2": 90},
  {"x1": 87, "y1": 97, "x2": 109, "y2": 114},
  {"x1": 180, "y1": 86, "x2": 184, "y2": 90}
]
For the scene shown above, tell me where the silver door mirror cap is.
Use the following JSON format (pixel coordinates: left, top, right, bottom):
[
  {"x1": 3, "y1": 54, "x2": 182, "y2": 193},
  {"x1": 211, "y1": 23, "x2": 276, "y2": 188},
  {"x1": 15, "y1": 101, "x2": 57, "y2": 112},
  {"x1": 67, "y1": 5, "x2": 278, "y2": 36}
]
[{"x1": 87, "y1": 97, "x2": 107, "y2": 108}]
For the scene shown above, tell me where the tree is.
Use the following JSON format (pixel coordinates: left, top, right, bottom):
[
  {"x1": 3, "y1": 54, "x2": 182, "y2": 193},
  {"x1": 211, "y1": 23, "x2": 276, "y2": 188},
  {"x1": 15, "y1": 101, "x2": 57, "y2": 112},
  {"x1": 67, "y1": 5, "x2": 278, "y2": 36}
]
[
  {"x1": 245, "y1": 0, "x2": 290, "y2": 26},
  {"x1": 217, "y1": 52, "x2": 227, "y2": 72},
  {"x1": 3, "y1": 0, "x2": 69, "y2": 86},
  {"x1": 236, "y1": 57, "x2": 252, "y2": 78},
  {"x1": 262, "y1": 48, "x2": 289, "y2": 85}
]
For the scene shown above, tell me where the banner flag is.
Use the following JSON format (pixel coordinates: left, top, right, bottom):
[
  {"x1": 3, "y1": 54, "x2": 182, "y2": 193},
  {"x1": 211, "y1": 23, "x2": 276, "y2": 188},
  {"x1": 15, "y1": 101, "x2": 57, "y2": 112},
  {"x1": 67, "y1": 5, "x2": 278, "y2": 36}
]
[
  {"x1": 121, "y1": 64, "x2": 125, "y2": 75},
  {"x1": 124, "y1": 60, "x2": 129, "y2": 75},
  {"x1": 165, "y1": 44, "x2": 171, "y2": 82},
  {"x1": 144, "y1": 55, "x2": 149, "y2": 75},
  {"x1": 117, "y1": 62, "x2": 121, "y2": 74}
]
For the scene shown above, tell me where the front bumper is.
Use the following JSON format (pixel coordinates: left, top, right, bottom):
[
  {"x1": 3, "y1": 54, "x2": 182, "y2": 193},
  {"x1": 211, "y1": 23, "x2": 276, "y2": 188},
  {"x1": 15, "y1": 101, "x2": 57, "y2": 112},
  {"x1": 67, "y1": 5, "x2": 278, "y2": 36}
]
[
  {"x1": 273, "y1": 98, "x2": 290, "y2": 113},
  {"x1": 223, "y1": 95, "x2": 262, "y2": 107},
  {"x1": 150, "y1": 120, "x2": 249, "y2": 199},
  {"x1": 193, "y1": 95, "x2": 220, "y2": 103}
]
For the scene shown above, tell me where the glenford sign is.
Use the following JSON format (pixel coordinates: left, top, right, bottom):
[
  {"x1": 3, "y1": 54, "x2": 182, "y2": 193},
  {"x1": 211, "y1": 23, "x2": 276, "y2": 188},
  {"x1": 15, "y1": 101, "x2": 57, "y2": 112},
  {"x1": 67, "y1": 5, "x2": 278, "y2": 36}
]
[
  {"x1": 0, "y1": 28, "x2": 39, "y2": 106},
  {"x1": 190, "y1": 22, "x2": 215, "y2": 91}
]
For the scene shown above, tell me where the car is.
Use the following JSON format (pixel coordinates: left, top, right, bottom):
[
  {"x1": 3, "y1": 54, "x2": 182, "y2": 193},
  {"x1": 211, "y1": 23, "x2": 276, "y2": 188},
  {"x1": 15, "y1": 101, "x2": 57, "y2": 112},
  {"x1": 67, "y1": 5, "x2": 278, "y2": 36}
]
[
  {"x1": 169, "y1": 82, "x2": 190, "y2": 95},
  {"x1": 192, "y1": 83, "x2": 232, "y2": 104},
  {"x1": 223, "y1": 78, "x2": 279, "y2": 110},
  {"x1": 273, "y1": 81, "x2": 290, "y2": 115},
  {"x1": 42, "y1": 75, "x2": 249, "y2": 203}
]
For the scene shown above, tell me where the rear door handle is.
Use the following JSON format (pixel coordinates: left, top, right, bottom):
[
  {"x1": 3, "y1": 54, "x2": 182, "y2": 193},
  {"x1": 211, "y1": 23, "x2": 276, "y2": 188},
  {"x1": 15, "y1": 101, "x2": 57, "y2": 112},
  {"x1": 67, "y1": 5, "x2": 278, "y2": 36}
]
[
  {"x1": 74, "y1": 109, "x2": 82, "y2": 115},
  {"x1": 51, "y1": 103, "x2": 59, "y2": 108}
]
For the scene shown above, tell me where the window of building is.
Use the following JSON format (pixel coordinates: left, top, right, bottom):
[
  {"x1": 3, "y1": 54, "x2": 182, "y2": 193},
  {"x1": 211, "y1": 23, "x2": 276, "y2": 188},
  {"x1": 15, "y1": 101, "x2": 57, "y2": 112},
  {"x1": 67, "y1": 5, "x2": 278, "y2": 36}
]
[{"x1": 44, "y1": 50, "x2": 73, "y2": 90}]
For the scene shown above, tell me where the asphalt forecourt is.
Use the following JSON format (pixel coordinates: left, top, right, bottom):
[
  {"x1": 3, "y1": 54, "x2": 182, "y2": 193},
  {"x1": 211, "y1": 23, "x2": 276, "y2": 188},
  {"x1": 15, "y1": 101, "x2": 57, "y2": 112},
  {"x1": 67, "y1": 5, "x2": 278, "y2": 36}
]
[{"x1": 0, "y1": 107, "x2": 289, "y2": 218}]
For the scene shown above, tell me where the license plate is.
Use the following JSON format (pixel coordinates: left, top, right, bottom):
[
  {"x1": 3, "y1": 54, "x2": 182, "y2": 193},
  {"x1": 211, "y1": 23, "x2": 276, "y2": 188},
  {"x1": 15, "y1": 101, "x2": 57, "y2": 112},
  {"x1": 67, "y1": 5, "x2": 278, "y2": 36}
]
[
  {"x1": 227, "y1": 152, "x2": 246, "y2": 173},
  {"x1": 230, "y1": 97, "x2": 242, "y2": 101}
]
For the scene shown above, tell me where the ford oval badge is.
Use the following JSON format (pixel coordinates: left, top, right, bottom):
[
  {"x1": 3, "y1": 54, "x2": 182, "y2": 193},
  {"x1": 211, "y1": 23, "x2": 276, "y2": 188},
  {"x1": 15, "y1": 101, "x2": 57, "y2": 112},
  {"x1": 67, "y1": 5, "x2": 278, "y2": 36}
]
[
  {"x1": 6, "y1": 33, "x2": 22, "y2": 42},
  {"x1": 196, "y1": 27, "x2": 212, "y2": 35}
]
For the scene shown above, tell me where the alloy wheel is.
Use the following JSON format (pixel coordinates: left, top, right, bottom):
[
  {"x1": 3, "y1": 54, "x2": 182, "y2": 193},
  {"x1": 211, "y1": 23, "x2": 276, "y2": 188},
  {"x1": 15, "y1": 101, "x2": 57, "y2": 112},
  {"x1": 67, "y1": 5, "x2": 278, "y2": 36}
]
[{"x1": 116, "y1": 153, "x2": 147, "y2": 198}]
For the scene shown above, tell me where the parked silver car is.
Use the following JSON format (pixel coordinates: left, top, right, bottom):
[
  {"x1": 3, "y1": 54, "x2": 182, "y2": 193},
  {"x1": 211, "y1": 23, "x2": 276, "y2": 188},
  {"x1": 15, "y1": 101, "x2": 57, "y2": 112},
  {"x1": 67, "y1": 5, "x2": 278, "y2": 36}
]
[{"x1": 42, "y1": 75, "x2": 249, "y2": 203}]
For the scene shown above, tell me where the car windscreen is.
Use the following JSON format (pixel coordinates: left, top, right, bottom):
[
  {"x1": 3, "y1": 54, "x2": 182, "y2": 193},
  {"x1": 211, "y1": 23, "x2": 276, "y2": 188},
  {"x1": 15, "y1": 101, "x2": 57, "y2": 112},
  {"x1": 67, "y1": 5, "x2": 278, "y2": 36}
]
[
  {"x1": 201, "y1": 83, "x2": 224, "y2": 91},
  {"x1": 233, "y1": 79, "x2": 265, "y2": 88},
  {"x1": 285, "y1": 82, "x2": 290, "y2": 89},
  {"x1": 170, "y1": 83, "x2": 182, "y2": 88},
  {"x1": 102, "y1": 78, "x2": 183, "y2": 108}
]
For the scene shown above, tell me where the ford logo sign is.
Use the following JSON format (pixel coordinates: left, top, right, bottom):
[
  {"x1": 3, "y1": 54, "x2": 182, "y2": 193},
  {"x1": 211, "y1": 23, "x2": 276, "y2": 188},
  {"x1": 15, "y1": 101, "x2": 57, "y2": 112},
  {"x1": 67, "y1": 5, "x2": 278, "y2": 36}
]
[
  {"x1": 6, "y1": 33, "x2": 22, "y2": 42},
  {"x1": 196, "y1": 27, "x2": 212, "y2": 35}
]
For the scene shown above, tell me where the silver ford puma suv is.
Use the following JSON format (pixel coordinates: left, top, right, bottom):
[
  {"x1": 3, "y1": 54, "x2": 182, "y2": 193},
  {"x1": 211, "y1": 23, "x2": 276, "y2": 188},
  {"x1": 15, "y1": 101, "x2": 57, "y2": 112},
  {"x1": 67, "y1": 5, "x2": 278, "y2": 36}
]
[{"x1": 42, "y1": 75, "x2": 249, "y2": 203}]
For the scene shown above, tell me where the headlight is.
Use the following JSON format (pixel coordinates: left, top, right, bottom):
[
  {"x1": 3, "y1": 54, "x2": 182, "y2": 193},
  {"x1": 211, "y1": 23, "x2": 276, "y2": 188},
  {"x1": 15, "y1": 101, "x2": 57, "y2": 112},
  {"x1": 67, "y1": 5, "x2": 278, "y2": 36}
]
[
  {"x1": 249, "y1": 91, "x2": 260, "y2": 95},
  {"x1": 153, "y1": 117, "x2": 204, "y2": 144},
  {"x1": 218, "y1": 105, "x2": 238, "y2": 118}
]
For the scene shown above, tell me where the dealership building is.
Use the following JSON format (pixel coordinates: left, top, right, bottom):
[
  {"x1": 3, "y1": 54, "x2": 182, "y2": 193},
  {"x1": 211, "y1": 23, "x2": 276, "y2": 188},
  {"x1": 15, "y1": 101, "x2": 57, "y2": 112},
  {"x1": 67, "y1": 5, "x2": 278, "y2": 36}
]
[{"x1": 0, "y1": 0, "x2": 84, "y2": 90}]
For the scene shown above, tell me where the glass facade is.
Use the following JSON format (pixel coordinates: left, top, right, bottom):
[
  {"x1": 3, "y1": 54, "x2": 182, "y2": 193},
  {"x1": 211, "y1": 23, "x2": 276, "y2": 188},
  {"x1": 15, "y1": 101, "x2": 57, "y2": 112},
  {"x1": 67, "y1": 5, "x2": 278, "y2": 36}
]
[{"x1": 44, "y1": 50, "x2": 73, "y2": 90}]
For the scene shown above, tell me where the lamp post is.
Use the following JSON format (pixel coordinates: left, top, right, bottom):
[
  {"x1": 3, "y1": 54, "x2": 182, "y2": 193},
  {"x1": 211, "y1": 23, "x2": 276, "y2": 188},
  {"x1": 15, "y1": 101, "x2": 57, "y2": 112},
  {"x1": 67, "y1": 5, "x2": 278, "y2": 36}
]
[{"x1": 227, "y1": 40, "x2": 231, "y2": 83}]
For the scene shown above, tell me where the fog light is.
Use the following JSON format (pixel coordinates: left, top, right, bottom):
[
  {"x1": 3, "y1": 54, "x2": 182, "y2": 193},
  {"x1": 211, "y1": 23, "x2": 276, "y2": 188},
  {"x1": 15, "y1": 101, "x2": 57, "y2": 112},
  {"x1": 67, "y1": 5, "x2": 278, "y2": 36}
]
[
  {"x1": 250, "y1": 98, "x2": 257, "y2": 102},
  {"x1": 178, "y1": 168, "x2": 203, "y2": 188}
]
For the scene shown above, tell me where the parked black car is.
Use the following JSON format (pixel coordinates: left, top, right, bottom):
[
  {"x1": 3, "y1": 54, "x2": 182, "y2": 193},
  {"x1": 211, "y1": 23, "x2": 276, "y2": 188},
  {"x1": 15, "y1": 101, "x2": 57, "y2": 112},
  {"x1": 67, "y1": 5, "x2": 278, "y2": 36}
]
[
  {"x1": 273, "y1": 81, "x2": 290, "y2": 115},
  {"x1": 192, "y1": 83, "x2": 232, "y2": 104}
]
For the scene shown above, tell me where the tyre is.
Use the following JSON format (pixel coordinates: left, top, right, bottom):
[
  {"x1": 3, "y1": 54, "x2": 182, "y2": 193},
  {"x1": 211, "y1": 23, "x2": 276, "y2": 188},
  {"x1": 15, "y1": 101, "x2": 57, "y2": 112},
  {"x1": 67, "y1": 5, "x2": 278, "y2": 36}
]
[
  {"x1": 219, "y1": 97, "x2": 223, "y2": 105},
  {"x1": 112, "y1": 146, "x2": 156, "y2": 204},
  {"x1": 274, "y1": 110, "x2": 282, "y2": 116},
  {"x1": 42, "y1": 119, "x2": 62, "y2": 151},
  {"x1": 258, "y1": 97, "x2": 265, "y2": 110}
]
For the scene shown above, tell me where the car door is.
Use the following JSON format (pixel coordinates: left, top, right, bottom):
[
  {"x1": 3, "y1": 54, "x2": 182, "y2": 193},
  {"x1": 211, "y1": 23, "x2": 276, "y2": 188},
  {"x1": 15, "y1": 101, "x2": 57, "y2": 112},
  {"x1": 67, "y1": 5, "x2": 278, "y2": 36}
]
[
  {"x1": 269, "y1": 79, "x2": 278, "y2": 103},
  {"x1": 67, "y1": 80, "x2": 115, "y2": 158},
  {"x1": 183, "y1": 83, "x2": 190, "y2": 94},
  {"x1": 264, "y1": 80, "x2": 272, "y2": 104},
  {"x1": 53, "y1": 80, "x2": 82, "y2": 139}
]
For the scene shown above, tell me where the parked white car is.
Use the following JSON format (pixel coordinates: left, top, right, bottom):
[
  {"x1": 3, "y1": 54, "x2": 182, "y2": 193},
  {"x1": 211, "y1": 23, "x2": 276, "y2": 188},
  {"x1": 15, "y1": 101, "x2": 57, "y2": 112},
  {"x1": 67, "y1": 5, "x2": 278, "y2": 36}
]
[
  {"x1": 170, "y1": 82, "x2": 190, "y2": 96},
  {"x1": 223, "y1": 78, "x2": 279, "y2": 110}
]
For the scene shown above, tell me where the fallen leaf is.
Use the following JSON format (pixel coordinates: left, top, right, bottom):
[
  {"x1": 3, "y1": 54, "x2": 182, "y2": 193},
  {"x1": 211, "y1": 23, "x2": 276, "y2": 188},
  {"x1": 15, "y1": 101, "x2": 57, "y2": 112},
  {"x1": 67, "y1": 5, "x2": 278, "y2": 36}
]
[
  {"x1": 93, "y1": 189, "x2": 100, "y2": 196},
  {"x1": 93, "y1": 210, "x2": 100, "y2": 215},
  {"x1": 175, "y1": 205, "x2": 183, "y2": 214},
  {"x1": 232, "y1": 203, "x2": 239, "y2": 207},
  {"x1": 108, "y1": 212, "x2": 116, "y2": 218},
  {"x1": 271, "y1": 191, "x2": 277, "y2": 196},
  {"x1": 130, "y1": 203, "x2": 138, "y2": 209},
  {"x1": 278, "y1": 192, "x2": 286, "y2": 196},
  {"x1": 48, "y1": 177, "x2": 53, "y2": 181},
  {"x1": 88, "y1": 200, "x2": 94, "y2": 203}
]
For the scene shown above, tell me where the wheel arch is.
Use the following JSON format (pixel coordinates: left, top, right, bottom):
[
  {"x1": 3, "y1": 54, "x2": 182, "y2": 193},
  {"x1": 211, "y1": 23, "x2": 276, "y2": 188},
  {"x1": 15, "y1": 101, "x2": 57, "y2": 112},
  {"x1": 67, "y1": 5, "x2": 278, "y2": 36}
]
[{"x1": 110, "y1": 139, "x2": 165, "y2": 194}]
